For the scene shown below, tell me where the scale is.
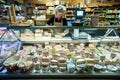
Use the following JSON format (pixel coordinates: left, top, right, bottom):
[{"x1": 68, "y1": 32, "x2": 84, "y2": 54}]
[
  {"x1": 72, "y1": 29, "x2": 90, "y2": 40},
  {"x1": 72, "y1": 9, "x2": 90, "y2": 40}
]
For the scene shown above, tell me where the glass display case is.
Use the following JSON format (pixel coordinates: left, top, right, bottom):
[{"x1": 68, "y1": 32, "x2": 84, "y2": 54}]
[
  {"x1": 0, "y1": 25, "x2": 120, "y2": 79},
  {"x1": 0, "y1": 28, "x2": 22, "y2": 71}
]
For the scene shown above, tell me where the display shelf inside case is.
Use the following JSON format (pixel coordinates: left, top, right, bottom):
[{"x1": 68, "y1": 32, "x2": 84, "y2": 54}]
[
  {"x1": 7, "y1": 25, "x2": 120, "y2": 44},
  {"x1": 20, "y1": 37, "x2": 120, "y2": 43}
]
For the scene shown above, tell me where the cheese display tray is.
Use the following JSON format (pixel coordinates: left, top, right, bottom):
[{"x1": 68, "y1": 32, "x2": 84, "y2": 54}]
[{"x1": 1, "y1": 42, "x2": 120, "y2": 74}]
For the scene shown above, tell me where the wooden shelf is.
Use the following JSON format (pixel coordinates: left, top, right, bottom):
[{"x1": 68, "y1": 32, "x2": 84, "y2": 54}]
[
  {"x1": 87, "y1": 6, "x2": 98, "y2": 8},
  {"x1": 66, "y1": 15, "x2": 74, "y2": 17},
  {"x1": 0, "y1": 0, "x2": 5, "y2": 4},
  {"x1": 86, "y1": 11, "x2": 94, "y2": 13},
  {"x1": 35, "y1": 19, "x2": 47, "y2": 21},
  {"x1": 46, "y1": 14, "x2": 54, "y2": 16},
  {"x1": 97, "y1": 3, "x2": 112, "y2": 7},
  {"x1": 66, "y1": 8, "x2": 76, "y2": 10},
  {"x1": 94, "y1": 11, "x2": 106, "y2": 13},
  {"x1": 38, "y1": 8, "x2": 46, "y2": 10},
  {"x1": 112, "y1": 2, "x2": 120, "y2": 6},
  {"x1": 106, "y1": 18, "x2": 118, "y2": 19},
  {"x1": 106, "y1": 13, "x2": 119, "y2": 14},
  {"x1": 66, "y1": 12, "x2": 73, "y2": 14},
  {"x1": 67, "y1": 19, "x2": 74, "y2": 21},
  {"x1": 99, "y1": 16, "x2": 106, "y2": 18},
  {"x1": 35, "y1": 4, "x2": 46, "y2": 6}
]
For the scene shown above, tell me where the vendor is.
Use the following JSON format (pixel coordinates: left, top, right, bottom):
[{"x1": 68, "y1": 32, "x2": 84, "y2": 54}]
[{"x1": 47, "y1": 5, "x2": 69, "y2": 36}]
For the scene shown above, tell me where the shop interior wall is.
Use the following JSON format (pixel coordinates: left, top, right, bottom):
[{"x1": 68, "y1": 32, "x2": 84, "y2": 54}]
[
  {"x1": 5, "y1": 0, "x2": 120, "y2": 6},
  {"x1": 24, "y1": 0, "x2": 81, "y2": 5},
  {"x1": 23, "y1": 0, "x2": 120, "y2": 6}
]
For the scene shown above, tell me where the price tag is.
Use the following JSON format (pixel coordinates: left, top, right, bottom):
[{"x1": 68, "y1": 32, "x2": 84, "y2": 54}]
[
  {"x1": 105, "y1": 46, "x2": 109, "y2": 50},
  {"x1": 35, "y1": 29, "x2": 40, "y2": 33},
  {"x1": 85, "y1": 53, "x2": 90, "y2": 58},
  {"x1": 111, "y1": 53, "x2": 116, "y2": 59},
  {"x1": 100, "y1": 56, "x2": 105, "y2": 61}
]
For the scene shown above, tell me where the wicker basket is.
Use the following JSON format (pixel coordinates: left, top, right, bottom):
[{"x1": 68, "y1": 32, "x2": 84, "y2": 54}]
[{"x1": 35, "y1": 20, "x2": 46, "y2": 26}]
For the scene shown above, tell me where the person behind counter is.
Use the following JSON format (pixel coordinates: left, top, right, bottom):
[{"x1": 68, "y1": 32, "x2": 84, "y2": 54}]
[{"x1": 46, "y1": 5, "x2": 69, "y2": 36}]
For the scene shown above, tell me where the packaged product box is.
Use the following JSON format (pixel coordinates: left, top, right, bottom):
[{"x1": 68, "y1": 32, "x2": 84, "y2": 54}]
[{"x1": 91, "y1": 16, "x2": 99, "y2": 26}]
